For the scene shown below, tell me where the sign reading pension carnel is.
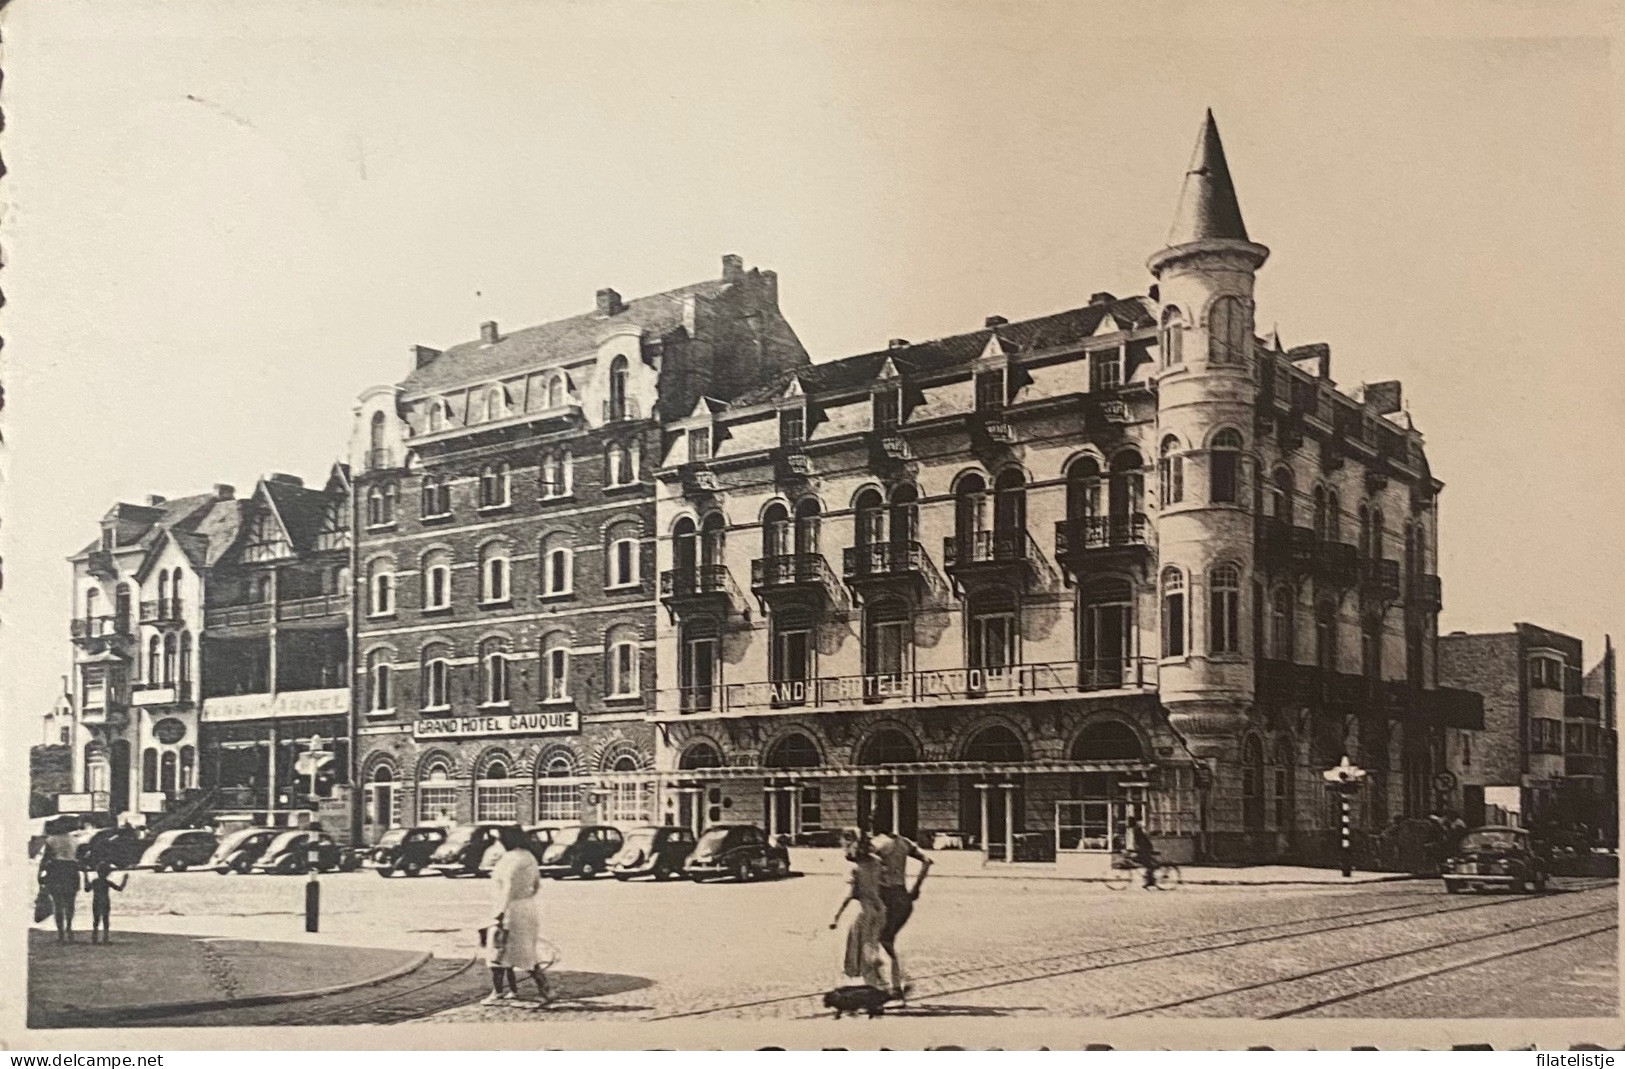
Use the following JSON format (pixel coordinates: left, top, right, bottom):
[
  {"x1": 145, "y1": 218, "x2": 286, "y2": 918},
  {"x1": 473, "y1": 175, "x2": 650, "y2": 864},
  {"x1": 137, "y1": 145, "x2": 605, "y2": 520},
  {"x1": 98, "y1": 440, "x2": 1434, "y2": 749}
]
[{"x1": 412, "y1": 709, "x2": 581, "y2": 740}]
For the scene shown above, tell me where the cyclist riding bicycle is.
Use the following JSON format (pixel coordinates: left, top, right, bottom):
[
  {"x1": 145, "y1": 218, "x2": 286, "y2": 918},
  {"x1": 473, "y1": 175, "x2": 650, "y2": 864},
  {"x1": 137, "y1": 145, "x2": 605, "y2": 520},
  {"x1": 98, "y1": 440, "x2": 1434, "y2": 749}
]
[{"x1": 1122, "y1": 815, "x2": 1159, "y2": 889}]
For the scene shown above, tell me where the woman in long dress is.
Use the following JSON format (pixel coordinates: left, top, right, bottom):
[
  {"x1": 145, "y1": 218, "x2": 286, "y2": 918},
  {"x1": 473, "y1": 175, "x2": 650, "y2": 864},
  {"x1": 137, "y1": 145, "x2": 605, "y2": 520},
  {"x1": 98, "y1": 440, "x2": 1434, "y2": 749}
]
[
  {"x1": 38, "y1": 820, "x2": 84, "y2": 944},
  {"x1": 483, "y1": 825, "x2": 548, "y2": 1004},
  {"x1": 829, "y1": 828, "x2": 889, "y2": 991}
]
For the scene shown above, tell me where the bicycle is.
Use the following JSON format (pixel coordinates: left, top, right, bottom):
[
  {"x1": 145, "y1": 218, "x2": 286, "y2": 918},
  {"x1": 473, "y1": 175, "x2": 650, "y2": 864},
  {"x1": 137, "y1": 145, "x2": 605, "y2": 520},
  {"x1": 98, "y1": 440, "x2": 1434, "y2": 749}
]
[{"x1": 1103, "y1": 851, "x2": 1181, "y2": 891}]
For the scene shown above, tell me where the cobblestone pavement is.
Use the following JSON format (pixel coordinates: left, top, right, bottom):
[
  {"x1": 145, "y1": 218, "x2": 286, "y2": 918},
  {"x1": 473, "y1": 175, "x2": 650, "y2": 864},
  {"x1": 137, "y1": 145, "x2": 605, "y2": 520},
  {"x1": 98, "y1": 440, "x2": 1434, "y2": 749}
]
[{"x1": 43, "y1": 866, "x2": 1617, "y2": 1024}]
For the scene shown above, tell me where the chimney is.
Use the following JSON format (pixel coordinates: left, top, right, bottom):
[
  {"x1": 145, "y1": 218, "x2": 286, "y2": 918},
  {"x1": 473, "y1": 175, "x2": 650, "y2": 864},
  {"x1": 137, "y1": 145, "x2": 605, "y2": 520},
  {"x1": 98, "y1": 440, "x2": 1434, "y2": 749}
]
[
  {"x1": 267, "y1": 473, "x2": 304, "y2": 488},
  {"x1": 760, "y1": 269, "x2": 779, "y2": 306},
  {"x1": 480, "y1": 321, "x2": 501, "y2": 344},
  {"x1": 1364, "y1": 380, "x2": 1403, "y2": 415},
  {"x1": 146, "y1": 495, "x2": 167, "y2": 507},
  {"x1": 721, "y1": 254, "x2": 744, "y2": 282},
  {"x1": 214, "y1": 484, "x2": 235, "y2": 500},
  {"x1": 1089, "y1": 292, "x2": 1116, "y2": 306},
  {"x1": 596, "y1": 288, "x2": 624, "y2": 316},
  {"x1": 888, "y1": 339, "x2": 910, "y2": 350},
  {"x1": 984, "y1": 315, "x2": 1008, "y2": 329},
  {"x1": 412, "y1": 344, "x2": 442, "y2": 369}
]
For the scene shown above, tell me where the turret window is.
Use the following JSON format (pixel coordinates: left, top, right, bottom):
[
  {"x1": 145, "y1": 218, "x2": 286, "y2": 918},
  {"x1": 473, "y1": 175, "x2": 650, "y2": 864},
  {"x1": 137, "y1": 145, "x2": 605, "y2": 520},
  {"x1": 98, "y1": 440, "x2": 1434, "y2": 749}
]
[
  {"x1": 1160, "y1": 567, "x2": 1186, "y2": 658},
  {"x1": 1160, "y1": 307, "x2": 1185, "y2": 367},
  {"x1": 1208, "y1": 296, "x2": 1248, "y2": 364},
  {"x1": 1158, "y1": 436, "x2": 1184, "y2": 506},
  {"x1": 1209, "y1": 564, "x2": 1240, "y2": 655},
  {"x1": 1270, "y1": 585, "x2": 1296, "y2": 660},
  {"x1": 1209, "y1": 429, "x2": 1242, "y2": 504}
]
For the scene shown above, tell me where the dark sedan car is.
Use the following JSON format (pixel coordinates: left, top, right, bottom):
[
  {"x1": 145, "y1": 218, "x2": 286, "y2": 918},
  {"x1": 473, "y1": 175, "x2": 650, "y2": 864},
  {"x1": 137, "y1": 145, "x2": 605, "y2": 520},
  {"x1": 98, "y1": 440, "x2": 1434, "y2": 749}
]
[
  {"x1": 209, "y1": 828, "x2": 281, "y2": 874},
  {"x1": 135, "y1": 829, "x2": 219, "y2": 872},
  {"x1": 367, "y1": 826, "x2": 448, "y2": 877},
  {"x1": 1442, "y1": 826, "x2": 1549, "y2": 894},
  {"x1": 684, "y1": 823, "x2": 792, "y2": 882},
  {"x1": 536, "y1": 825, "x2": 624, "y2": 879},
  {"x1": 428, "y1": 824, "x2": 518, "y2": 877},
  {"x1": 609, "y1": 826, "x2": 697, "y2": 881},
  {"x1": 250, "y1": 830, "x2": 349, "y2": 874},
  {"x1": 76, "y1": 827, "x2": 151, "y2": 871}
]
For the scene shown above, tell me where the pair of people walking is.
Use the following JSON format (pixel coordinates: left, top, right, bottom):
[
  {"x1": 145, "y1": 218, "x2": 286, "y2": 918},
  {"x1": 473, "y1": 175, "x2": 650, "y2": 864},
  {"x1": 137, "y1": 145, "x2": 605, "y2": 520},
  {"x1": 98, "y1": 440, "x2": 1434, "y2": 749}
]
[
  {"x1": 830, "y1": 827, "x2": 931, "y2": 999},
  {"x1": 36, "y1": 824, "x2": 128, "y2": 945}
]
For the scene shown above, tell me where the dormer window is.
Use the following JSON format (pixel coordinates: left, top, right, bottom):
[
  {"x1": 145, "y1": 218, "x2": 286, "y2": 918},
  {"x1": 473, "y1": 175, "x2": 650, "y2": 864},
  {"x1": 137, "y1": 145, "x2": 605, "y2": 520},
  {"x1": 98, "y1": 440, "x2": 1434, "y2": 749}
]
[
  {"x1": 100, "y1": 527, "x2": 114, "y2": 553},
  {"x1": 1092, "y1": 348, "x2": 1123, "y2": 391},
  {"x1": 779, "y1": 408, "x2": 805, "y2": 449},
  {"x1": 547, "y1": 374, "x2": 566, "y2": 409},
  {"x1": 688, "y1": 427, "x2": 712, "y2": 463},
  {"x1": 873, "y1": 389, "x2": 900, "y2": 434},
  {"x1": 608, "y1": 356, "x2": 630, "y2": 421},
  {"x1": 974, "y1": 370, "x2": 1005, "y2": 412}
]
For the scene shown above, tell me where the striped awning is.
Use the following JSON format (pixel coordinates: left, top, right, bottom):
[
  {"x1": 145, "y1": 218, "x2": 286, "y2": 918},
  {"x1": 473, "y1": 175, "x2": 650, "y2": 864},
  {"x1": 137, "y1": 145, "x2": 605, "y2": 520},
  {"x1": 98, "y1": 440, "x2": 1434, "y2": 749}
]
[{"x1": 587, "y1": 759, "x2": 1164, "y2": 783}]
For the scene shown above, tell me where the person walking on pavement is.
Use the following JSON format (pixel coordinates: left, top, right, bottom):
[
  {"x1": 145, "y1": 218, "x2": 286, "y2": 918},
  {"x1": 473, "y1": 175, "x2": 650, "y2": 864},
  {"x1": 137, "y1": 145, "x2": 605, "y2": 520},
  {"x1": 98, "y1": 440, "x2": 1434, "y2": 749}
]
[
  {"x1": 38, "y1": 819, "x2": 84, "y2": 943},
  {"x1": 870, "y1": 829, "x2": 931, "y2": 999},
  {"x1": 829, "y1": 828, "x2": 889, "y2": 992},
  {"x1": 483, "y1": 826, "x2": 549, "y2": 1005},
  {"x1": 85, "y1": 862, "x2": 128, "y2": 944}
]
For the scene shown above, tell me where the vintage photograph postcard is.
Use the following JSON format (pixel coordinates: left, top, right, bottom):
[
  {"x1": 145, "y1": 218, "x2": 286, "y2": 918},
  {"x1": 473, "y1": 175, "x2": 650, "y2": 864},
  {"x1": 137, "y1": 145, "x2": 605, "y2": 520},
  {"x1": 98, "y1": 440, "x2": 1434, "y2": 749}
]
[{"x1": 1, "y1": 0, "x2": 1620, "y2": 1051}]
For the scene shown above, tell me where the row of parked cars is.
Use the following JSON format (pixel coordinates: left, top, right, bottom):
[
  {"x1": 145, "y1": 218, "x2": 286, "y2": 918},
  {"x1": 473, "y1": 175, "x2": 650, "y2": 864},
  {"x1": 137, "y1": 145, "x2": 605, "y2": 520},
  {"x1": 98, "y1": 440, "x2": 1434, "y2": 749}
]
[
  {"x1": 367, "y1": 822, "x2": 792, "y2": 883},
  {"x1": 68, "y1": 825, "x2": 358, "y2": 875}
]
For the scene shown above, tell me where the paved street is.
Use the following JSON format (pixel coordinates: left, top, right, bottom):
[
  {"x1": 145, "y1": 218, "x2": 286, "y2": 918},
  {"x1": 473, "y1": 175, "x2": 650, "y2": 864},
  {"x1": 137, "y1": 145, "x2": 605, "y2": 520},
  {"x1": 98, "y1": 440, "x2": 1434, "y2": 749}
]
[{"x1": 30, "y1": 865, "x2": 1617, "y2": 1026}]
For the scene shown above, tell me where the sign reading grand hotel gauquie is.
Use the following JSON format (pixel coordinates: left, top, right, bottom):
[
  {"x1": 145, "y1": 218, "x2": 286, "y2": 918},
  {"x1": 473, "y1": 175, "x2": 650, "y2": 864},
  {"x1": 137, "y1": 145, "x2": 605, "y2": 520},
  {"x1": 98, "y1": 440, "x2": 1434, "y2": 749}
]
[{"x1": 413, "y1": 708, "x2": 581, "y2": 741}]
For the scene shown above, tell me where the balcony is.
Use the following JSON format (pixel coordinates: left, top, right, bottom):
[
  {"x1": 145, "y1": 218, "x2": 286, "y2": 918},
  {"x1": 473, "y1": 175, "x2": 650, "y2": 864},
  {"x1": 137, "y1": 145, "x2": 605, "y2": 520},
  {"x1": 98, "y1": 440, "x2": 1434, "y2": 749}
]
[
  {"x1": 943, "y1": 530, "x2": 1048, "y2": 592},
  {"x1": 841, "y1": 540, "x2": 943, "y2": 602},
  {"x1": 140, "y1": 599, "x2": 185, "y2": 626},
  {"x1": 750, "y1": 553, "x2": 844, "y2": 610},
  {"x1": 1410, "y1": 573, "x2": 1442, "y2": 612},
  {"x1": 276, "y1": 593, "x2": 349, "y2": 624},
  {"x1": 1313, "y1": 541, "x2": 1360, "y2": 588},
  {"x1": 1566, "y1": 694, "x2": 1603, "y2": 721},
  {"x1": 71, "y1": 615, "x2": 132, "y2": 643},
  {"x1": 1257, "y1": 521, "x2": 1317, "y2": 573},
  {"x1": 1256, "y1": 659, "x2": 1326, "y2": 706},
  {"x1": 79, "y1": 690, "x2": 129, "y2": 728},
  {"x1": 659, "y1": 565, "x2": 739, "y2": 620},
  {"x1": 1359, "y1": 558, "x2": 1401, "y2": 602},
  {"x1": 602, "y1": 398, "x2": 643, "y2": 423},
  {"x1": 205, "y1": 601, "x2": 274, "y2": 630},
  {"x1": 87, "y1": 549, "x2": 118, "y2": 579},
  {"x1": 131, "y1": 680, "x2": 194, "y2": 707},
  {"x1": 1053, "y1": 514, "x2": 1151, "y2": 576}
]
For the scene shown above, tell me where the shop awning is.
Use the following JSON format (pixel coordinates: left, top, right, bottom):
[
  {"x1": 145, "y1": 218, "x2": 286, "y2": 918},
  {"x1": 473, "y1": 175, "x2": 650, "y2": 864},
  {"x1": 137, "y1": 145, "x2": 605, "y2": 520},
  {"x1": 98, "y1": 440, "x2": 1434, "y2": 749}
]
[{"x1": 589, "y1": 759, "x2": 1165, "y2": 783}]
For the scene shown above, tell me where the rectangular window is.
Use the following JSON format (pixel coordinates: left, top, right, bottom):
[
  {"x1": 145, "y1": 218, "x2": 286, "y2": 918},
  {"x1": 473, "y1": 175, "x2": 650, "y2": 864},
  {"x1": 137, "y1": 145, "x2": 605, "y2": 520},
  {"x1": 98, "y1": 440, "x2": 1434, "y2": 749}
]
[
  {"x1": 688, "y1": 428, "x2": 712, "y2": 462},
  {"x1": 873, "y1": 391, "x2": 900, "y2": 433},
  {"x1": 1163, "y1": 592, "x2": 1186, "y2": 658},
  {"x1": 535, "y1": 783, "x2": 580, "y2": 823},
  {"x1": 606, "y1": 781, "x2": 654, "y2": 825},
  {"x1": 1092, "y1": 350, "x2": 1123, "y2": 391},
  {"x1": 772, "y1": 629, "x2": 811, "y2": 706},
  {"x1": 544, "y1": 648, "x2": 568, "y2": 701},
  {"x1": 975, "y1": 370, "x2": 1005, "y2": 411},
  {"x1": 423, "y1": 661, "x2": 449, "y2": 709},
  {"x1": 475, "y1": 783, "x2": 518, "y2": 823},
  {"x1": 610, "y1": 540, "x2": 636, "y2": 587},
  {"x1": 546, "y1": 550, "x2": 572, "y2": 595},
  {"x1": 371, "y1": 665, "x2": 392, "y2": 712},
  {"x1": 969, "y1": 612, "x2": 1015, "y2": 685},
  {"x1": 681, "y1": 637, "x2": 716, "y2": 711},
  {"x1": 799, "y1": 785, "x2": 823, "y2": 832},
  {"x1": 1211, "y1": 452, "x2": 1239, "y2": 504},
  {"x1": 780, "y1": 409, "x2": 805, "y2": 448},
  {"x1": 1211, "y1": 589, "x2": 1239, "y2": 655},
  {"x1": 417, "y1": 786, "x2": 458, "y2": 824},
  {"x1": 609, "y1": 644, "x2": 638, "y2": 697},
  {"x1": 865, "y1": 619, "x2": 907, "y2": 696}
]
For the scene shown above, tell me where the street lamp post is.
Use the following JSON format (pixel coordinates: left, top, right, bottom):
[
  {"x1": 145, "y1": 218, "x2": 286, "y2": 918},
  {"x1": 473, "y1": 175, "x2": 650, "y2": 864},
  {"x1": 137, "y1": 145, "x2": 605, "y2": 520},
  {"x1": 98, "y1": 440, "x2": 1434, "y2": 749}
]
[
  {"x1": 1322, "y1": 755, "x2": 1368, "y2": 878},
  {"x1": 295, "y1": 735, "x2": 327, "y2": 932}
]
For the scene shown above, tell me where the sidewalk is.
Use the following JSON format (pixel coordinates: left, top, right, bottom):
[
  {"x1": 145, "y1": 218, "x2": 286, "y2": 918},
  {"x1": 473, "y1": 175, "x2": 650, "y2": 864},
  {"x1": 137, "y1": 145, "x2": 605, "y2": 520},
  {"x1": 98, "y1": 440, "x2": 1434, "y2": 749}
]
[
  {"x1": 27, "y1": 927, "x2": 429, "y2": 1028},
  {"x1": 789, "y1": 847, "x2": 1419, "y2": 885}
]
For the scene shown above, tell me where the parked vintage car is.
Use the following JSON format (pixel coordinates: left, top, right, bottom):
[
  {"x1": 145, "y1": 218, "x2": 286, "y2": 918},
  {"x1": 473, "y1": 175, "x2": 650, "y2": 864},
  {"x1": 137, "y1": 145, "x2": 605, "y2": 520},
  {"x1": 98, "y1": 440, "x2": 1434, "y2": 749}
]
[
  {"x1": 1442, "y1": 826, "x2": 1549, "y2": 893},
  {"x1": 609, "y1": 826, "x2": 697, "y2": 881},
  {"x1": 684, "y1": 823, "x2": 792, "y2": 882},
  {"x1": 209, "y1": 828, "x2": 281, "y2": 874},
  {"x1": 536, "y1": 825, "x2": 624, "y2": 879},
  {"x1": 134, "y1": 828, "x2": 219, "y2": 872},
  {"x1": 427, "y1": 823, "x2": 518, "y2": 877},
  {"x1": 367, "y1": 826, "x2": 449, "y2": 877},
  {"x1": 520, "y1": 826, "x2": 556, "y2": 860},
  {"x1": 249, "y1": 830, "x2": 349, "y2": 875},
  {"x1": 76, "y1": 826, "x2": 152, "y2": 871}
]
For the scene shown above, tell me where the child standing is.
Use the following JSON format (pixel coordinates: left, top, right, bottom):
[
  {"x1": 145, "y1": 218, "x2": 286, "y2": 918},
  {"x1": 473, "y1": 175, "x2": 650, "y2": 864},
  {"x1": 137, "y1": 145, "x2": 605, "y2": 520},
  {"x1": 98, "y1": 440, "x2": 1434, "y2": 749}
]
[{"x1": 85, "y1": 862, "x2": 128, "y2": 944}]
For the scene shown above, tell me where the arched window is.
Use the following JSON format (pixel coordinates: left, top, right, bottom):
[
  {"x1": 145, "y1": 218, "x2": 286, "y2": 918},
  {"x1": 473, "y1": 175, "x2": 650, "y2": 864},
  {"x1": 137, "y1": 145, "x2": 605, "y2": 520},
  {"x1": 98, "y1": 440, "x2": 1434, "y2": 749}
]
[
  {"x1": 765, "y1": 732, "x2": 821, "y2": 769},
  {"x1": 115, "y1": 583, "x2": 132, "y2": 630},
  {"x1": 1242, "y1": 735, "x2": 1266, "y2": 829},
  {"x1": 605, "y1": 624, "x2": 640, "y2": 698},
  {"x1": 421, "y1": 644, "x2": 451, "y2": 710},
  {"x1": 142, "y1": 748, "x2": 158, "y2": 793},
  {"x1": 85, "y1": 587, "x2": 100, "y2": 624},
  {"x1": 170, "y1": 569, "x2": 183, "y2": 613},
  {"x1": 608, "y1": 355, "x2": 630, "y2": 421},
  {"x1": 1209, "y1": 428, "x2": 1242, "y2": 504},
  {"x1": 1269, "y1": 468, "x2": 1294, "y2": 524},
  {"x1": 420, "y1": 474, "x2": 451, "y2": 518},
  {"x1": 888, "y1": 485, "x2": 918, "y2": 547},
  {"x1": 1270, "y1": 585, "x2": 1296, "y2": 660},
  {"x1": 1160, "y1": 306, "x2": 1184, "y2": 367},
  {"x1": 147, "y1": 636, "x2": 161, "y2": 682},
  {"x1": 1208, "y1": 295, "x2": 1248, "y2": 364},
  {"x1": 607, "y1": 525, "x2": 640, "y2": 588},
  {"x1": 417, "y1": 757, "x2": 456, "y2": 824},
  {"x1": 540, "y1": 631, "x2": 570, "y2": 702},
  {"x1": 479, "y1": 638, "x2": 511, "y2": 706},
  {"x1": 367, "y1": 482, "x2": 398, "y2": 528},
  {"x1": 1316, "y1": 599, "x2": 1338, "y2": 670},
  {"x1": 963, "y1": 725, "x2": 1025, "y2": 762},
  {"x1": 478, "y1": 463, "x2": 510, "y2": 509},
  {"x1": 1109, "y1": 449, "x2": 1145, "y2": 519},
  {"x1": 1370, "y1": 506, "x2": 1385, "y2": 559},
  {"x1": 162, "y1": 633, "x2": 178, "y2": 684},
  {"x1": 678, "y1": 741, "x2": 723, "y2": 771},
  {"x1": 854, "y1": 488, "x2": 885, "y2": 548},
  {"x1": 1065, "y1": 457, "x2": 1102, "y2": 524},
  {"x1": 672, "y1": 516, "x2": 699, "y2": 574},
  {"x1": 762, "y1": 501, "x2": 791, "y2": 559},
  {"x1": 480, "y1": 542, "x2": 511, "y2": 604},
  {"x1": 179, "y1": 745, "x2": 196, "y2": 791},
  {"x1": 1161, "y1": 567, "x2": 1186, "y2": 658},
  {"x1": 1210, "y1": 564, "x2": 1241, "y2": 655},
  {"x1": 540, "y1": 534, "x2": 572, "y2": 597},
  {"x1": 603, "y1": 749, "x2": 653, "y2": 826},
  {"x1": 1357, "y1": 504, "x2": 1373, "y2": 558},
  {"x1": 1312, "y1": 486, "x2": 1329, "y2": 539},
  {"x1": 422, "y1": 549, "x2": 452, "y2": 611},
  {"x1": 1158, "y1": 436, "x2": 1184, "y2": 506},
  {"x1": 156, "y1": 571, "x2": 169, "y2": 606},
  {"x1": 794, "y1": 498, "x2": 822, "y2": 556},
  {"x1": 535, "y1": 750, "x2": 581, "y2": 824},
  {"x1": 367, "y1": 558, "x2": 395, "y2": 616},
  {"x1": 859, "y1": 729, "x2": 919, "y2": 766},
  {"x1": 428, "y1": 402, "x2": 445, "y2": 434},
  {"x1": 487, "y1": 385, "x2": 506, "y2": 422},
  {"x1": 370, "y1": 410, "x2": 386, "y2": 450},
  {"x1": 607, "y1": 442, "x2": 637, "y2": 487},
  {"x1": 473, "y1": 760, "x2": 516, "y2": 823},
  {"x1": 178, "y1": 632, "x2": 192, "y2": 686},
  {"x1": 160, "y1": 750, "x2": 178, "y2": 794},
  {"x1": 1326, "y1": 489, "x2": 1342, "y2": 541},
  {"x1": 700, "y1": 512, "x2": 726, "y2": 567},
  {"x1": 366, "y1": 649, "x2": 393, "y2": 713},
  {"x1": 993, "y1": 469, "x2": 1026, "y2": 543},
  {"x1": 1071, "y1": 720, "x2": 1145, "y2": 761},
  {"x1": 954, "y1": 473, "x2": 989, "y2": 552},
  {"x1": 541, "y1": 450, "x2": 572, "y2": 499},
  {"x1": 547, "y1": 374, "x2": 566, "y2": 409}
]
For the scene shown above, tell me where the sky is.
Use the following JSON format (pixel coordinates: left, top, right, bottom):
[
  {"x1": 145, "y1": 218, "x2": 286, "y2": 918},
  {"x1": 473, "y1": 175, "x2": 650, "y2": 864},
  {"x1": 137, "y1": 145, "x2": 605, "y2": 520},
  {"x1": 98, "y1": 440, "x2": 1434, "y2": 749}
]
[{"x1": 2, "y1": 1, "x2": 1621, "y2": 727}]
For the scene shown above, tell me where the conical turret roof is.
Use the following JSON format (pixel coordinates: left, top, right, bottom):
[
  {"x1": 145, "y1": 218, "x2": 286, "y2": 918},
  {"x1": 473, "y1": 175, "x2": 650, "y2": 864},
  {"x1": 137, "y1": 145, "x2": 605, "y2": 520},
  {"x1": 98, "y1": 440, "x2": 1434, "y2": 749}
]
[{"x1": 1165, "y1": 110, "x2": 1249, "y2": 246}]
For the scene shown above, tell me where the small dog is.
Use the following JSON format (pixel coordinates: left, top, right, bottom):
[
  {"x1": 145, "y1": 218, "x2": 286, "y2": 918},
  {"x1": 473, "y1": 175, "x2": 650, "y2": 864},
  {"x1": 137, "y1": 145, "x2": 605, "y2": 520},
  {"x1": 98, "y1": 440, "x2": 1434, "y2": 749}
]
[{"x1": 823, "y1": 984, "x2": 890, "y2": 1019}]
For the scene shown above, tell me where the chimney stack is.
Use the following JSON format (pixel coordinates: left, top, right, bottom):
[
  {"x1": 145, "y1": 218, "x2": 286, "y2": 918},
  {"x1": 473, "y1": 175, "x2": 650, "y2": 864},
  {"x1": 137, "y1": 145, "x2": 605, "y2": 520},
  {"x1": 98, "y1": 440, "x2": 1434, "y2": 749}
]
[
  {"x1": 596, "y1": 288, "x2": 624, "y2": 316},
  {"x1": 1089, "y1": 292, "x2": 1116, "y2": 306},
  {"x1": 888, "y1": 339, "x2": 910, "y2": 350},
  {"x1": 1364, "y1": 380, "x2": 1403, "y2": 415},
  {"x1": 721, "y1": 254, "x2": 744, "y2": 282},
  {"x1": 214, "y1": 484, "x2": 235, "y2": 500},
  {"x1": 480, "y1": 321, "x2": 501, "y2": 344},
  {"x1": 984, "y1": 315, "x2": 1008, "y2": 329},
  {"x1": 412, "y1": 344, "x2": 442, "y2": 369},
  {"x1": 267, "y1": 473, "x2": 304, "y2": 488},
  {"x1": 146, "y1": 495, "x2": 167, "y2": 507},
  {"x1": 760, "y1": 269, "x2": 779, "y2": 305}
]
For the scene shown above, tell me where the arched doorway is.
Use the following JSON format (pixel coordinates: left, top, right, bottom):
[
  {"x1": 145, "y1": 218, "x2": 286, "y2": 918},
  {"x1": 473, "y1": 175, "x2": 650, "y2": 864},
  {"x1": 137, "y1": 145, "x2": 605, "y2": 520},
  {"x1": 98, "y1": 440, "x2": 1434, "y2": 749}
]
[
  {"x1": 959, "y1": 725, "x2": 1026, "y2": 856},
  {"x1": 108, "y1": 739, "x2": 130, "y2": 817},
  {"x1": 675, "y1": 741, "x2": 723, "y2": 835},
  {"x1": 1058, "y1": 721, "x2": 1147, "y2": 852},
  {"x1": 763, "y1": 732, "x2": 821, "y2": 840},
  {"x1": 366, "y1": 766, "x2": 396, "y2": 834},
  {"x1": 856, "y1": 729, "x2": 919, "y2": 838}
]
